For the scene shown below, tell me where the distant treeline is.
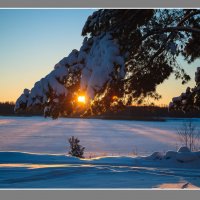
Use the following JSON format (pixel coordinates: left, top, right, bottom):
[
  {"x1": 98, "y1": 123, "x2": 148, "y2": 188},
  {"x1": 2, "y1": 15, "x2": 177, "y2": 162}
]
[
  {"x1": 0, "y1": 102, "x2": 42, "y2": 116},
  {"x1": 0, "y1": 102, "x2": 200, "y2": 119},
  {"x1": 0, "y1": 102, "x2": 15, "y2": 115},
  {"x1": 101, "y1": 106, "x2": 200, "y2": 120}
]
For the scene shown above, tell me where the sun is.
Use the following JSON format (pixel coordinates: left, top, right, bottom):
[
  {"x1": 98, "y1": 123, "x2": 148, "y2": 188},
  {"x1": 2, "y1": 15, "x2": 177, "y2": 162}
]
[{"x1": 78, "y1": 96, "x2": 86, "y2": 104}]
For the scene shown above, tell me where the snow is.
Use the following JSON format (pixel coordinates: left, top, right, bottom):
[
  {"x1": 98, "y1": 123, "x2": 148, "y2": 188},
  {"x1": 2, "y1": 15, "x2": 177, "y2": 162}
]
[
  {"x1": 159, "y1": 147, "x2": 200, "y2": 163},
  {"x1": 0, "y1": 151, "x2": 200, "y2": 188},
  {"x1": 15, "y1": 32, "x2": 125, "y2": 113},
  {"x1": 178, "y1": 146, "x2": 191, "y2": 153},
  {"x1": 53, "y1": 66, "x2": 68, "y2": 82},
  {"x1": 48, "y1": 76, "x2": 67, "y2": 96},
  {"x1": 176, "y1": 152, "x2": 199, "y2": 163},
  {"x1": 80, "y1": 33, "x2": 124, "y2": 98},
  {"x1": 15, "y1": 65, "x2": 69, "y2": 111},
  {"x1": 169, "y1": 67, "x2": 200, "y2": 111},
  {"x1": 0, "y1": 116, "x2": 200, "y2": 188},
  {"x1": 14, "y1": 89, "x2": 30, "y2": 111},
  {"x1": 172, "y1": 96, "x2": 181, "y2": 102},
  {"x1": 2, "y1": 116, "x2": 200, "y2": 155}
]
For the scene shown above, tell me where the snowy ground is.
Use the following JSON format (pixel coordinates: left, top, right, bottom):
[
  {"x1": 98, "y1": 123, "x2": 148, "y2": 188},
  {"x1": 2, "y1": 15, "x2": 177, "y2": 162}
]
[
  {"x1": 1, "y1": 116, "x2": 200, "y2": 155},
  {"x1": 0, "y1": 116, "x2": 200, "y2": 188},
  {"x1": 0, "y1": 151, "x2": 200, "y2": 189}
]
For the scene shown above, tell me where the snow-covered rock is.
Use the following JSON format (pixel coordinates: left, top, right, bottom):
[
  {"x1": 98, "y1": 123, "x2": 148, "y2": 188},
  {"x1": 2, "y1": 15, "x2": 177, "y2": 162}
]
[
  {"x1": 176, "y1": 152, "x2": 199, "y2": 163},
  {"x1": 165, "y1": 151, "x2": 177, "y2": 160},
  {"x1": 178, "y1": 146, "x2": 190, "y2": 153},
  {"x1": 150, "y1": 147, "x2": 200, "y2": 164},
  {"x1": 148, "y1": 152, "x2": 164, "y2": 160}
]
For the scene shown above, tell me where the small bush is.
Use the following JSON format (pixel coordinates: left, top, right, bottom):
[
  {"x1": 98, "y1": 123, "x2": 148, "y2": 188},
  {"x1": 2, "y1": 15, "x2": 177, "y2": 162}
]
[
  {"x1": 68, "y1": 136, "x2": 85, "y2": 158},
  {"x1": 176, "y1": 120, "x2": 200, "y2": 151}
]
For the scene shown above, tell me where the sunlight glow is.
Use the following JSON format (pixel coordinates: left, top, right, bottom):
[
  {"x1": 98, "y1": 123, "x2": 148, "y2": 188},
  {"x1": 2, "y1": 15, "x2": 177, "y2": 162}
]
[
  {"x1": 78, "y1": 96, "x2": 86, "y2": 104},
  {"x1": 112, "y1": 96, "x2": 118, "y2": 100}
]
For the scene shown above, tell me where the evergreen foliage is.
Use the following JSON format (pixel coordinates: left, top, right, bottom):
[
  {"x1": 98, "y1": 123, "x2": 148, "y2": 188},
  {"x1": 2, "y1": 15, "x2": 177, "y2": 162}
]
[
  {"x1": 15, "y1": 9, "x2": 200, "y2": 118},
  {"x1": 170, "y1": 67, "x2": 200, "y2": 111},
  {"x1": 68, "y1": 136, "x2": 85, "y2": 158}
]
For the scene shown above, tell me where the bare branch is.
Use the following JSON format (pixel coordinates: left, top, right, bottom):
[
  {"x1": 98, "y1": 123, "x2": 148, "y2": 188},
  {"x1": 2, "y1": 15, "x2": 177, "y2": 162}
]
[
  {"x1": 142, "y1": 26, "x2": 200, "y2": 42},
  {"x1": 176, "y1": 121, "x2": 200, "y2": 151},
  {"x1": 140, "y1": 10, "x2": 200, "y2": 72}
]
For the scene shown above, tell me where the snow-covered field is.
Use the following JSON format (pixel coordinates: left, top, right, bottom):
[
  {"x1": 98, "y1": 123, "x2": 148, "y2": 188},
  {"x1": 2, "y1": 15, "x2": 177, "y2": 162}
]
[
  {"x1": 0, "y1": 116, "x2": 200, "y2": 189},
  {"x1": 1, "y1": 116, "x2": 200, "y2": 155}
]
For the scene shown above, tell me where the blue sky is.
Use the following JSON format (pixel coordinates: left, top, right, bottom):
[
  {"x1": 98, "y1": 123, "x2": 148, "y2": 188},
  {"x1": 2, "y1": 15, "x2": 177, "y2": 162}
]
[
  {"x1": 0, "y1": 9, "x2": 198, "y2": 105},
  {"x1": 0, "y1": 9, "x2": 94, "y2": 101}
]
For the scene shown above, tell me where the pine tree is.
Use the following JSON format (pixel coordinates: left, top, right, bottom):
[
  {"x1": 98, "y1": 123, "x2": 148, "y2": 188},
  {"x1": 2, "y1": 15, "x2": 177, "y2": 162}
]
[
  {"x1": 68, "y1": 136, "x2": 85, "y2": 158},
  {"x1": 170, "y1": 67, "x2": 200, "y2": 111},
  {"x1": 15, "y1": 9, "x2": 200, "y2": 118}
]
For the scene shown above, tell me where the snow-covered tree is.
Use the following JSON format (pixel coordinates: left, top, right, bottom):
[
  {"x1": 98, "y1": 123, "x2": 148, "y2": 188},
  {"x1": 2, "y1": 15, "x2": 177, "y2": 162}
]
[
  {"x1": 15, "y1": 9, "x2": 200, "y2": 118},
  {"x1": 169, "y1": 67, "x2": 200, "y2": 111}
]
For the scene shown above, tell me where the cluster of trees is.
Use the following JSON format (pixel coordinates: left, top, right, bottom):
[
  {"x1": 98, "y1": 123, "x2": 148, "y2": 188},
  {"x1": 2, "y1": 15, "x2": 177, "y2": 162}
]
[
  {"x1": 103, "y1": 105, "x2": 200, "y2": 120},
  {"x1": 0, "y1": 102, "x2": 15, "y2": 115},
  {"x1": 14, "y1": 9, "x2": 200, "y2": 118},
  {"x1": 1, "y1": 101, "x2": 200, "y2": 118},
  {"x1": 0, "y1": 102, "x2": 42, "y2": 116}
]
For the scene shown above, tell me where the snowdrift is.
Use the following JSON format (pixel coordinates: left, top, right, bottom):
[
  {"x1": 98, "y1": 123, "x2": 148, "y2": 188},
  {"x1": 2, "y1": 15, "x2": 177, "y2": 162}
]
[
  {"x1": 1, "y1": 147, "x2": 200, "y2": 169},
  {"x1": 0, "y1": 147, "x2": 200, "y2": 188}
]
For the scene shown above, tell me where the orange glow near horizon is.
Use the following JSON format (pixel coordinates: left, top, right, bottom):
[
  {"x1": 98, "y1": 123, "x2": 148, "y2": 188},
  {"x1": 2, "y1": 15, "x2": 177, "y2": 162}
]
[{"x1": 78, "y1": 96, "x2": 86, "y2": 104}]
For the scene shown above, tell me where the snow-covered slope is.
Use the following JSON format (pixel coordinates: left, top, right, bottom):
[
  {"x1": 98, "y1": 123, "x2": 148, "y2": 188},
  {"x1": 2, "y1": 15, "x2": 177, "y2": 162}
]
[
  {"x1": 1, "y1": 117, "x2": 200, "y2": 188},
  {"x1": 1, "y1": 146, "x2": 200, "y2": 169},
  {"x1": 0, "y1": 149, "x2": 200, "y2": 189}
]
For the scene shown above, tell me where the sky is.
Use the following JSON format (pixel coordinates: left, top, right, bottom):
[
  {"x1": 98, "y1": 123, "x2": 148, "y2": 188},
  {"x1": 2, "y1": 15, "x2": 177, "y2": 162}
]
[{"x1": 0, "y1": 9, "x2": 199, "y2": 106}]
